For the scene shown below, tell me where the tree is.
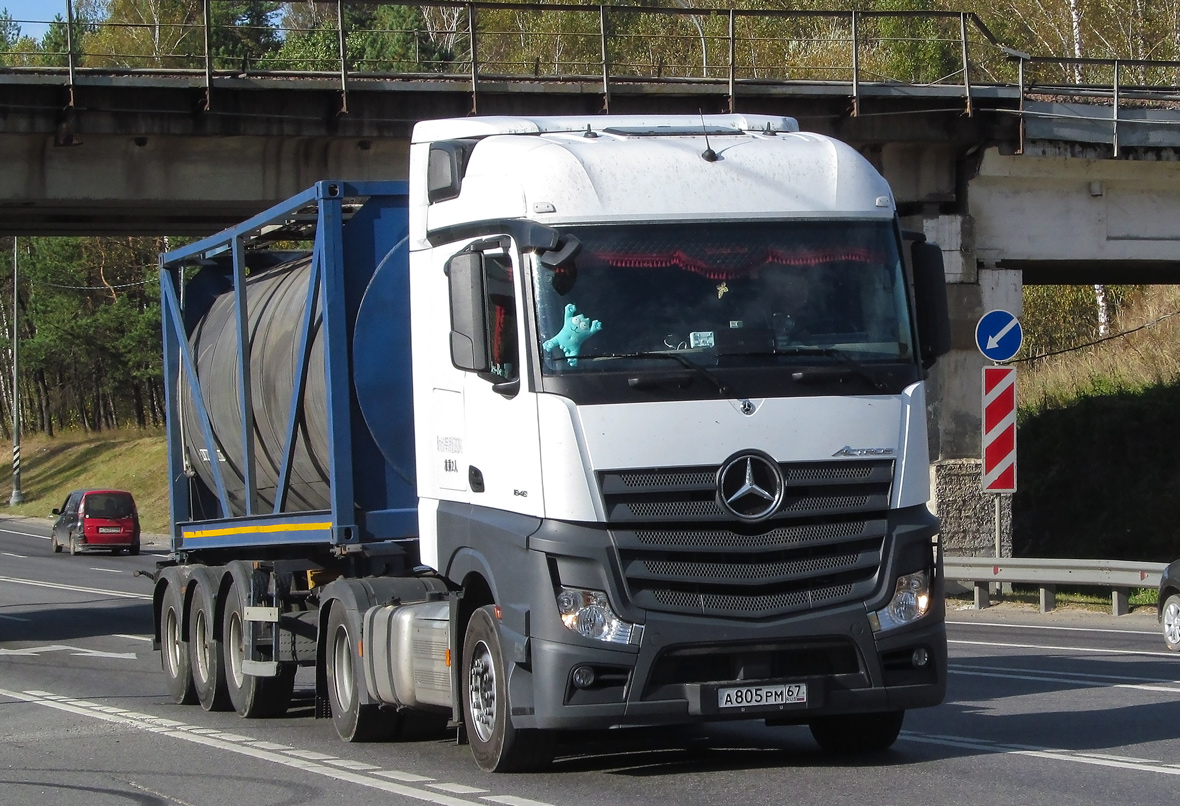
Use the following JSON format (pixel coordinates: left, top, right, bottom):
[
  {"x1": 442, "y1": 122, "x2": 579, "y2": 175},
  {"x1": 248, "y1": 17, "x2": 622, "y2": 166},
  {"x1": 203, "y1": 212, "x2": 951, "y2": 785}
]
[
  {"x1": 82, "y1": 0, "x2": 202, "y2": 69},
  {"x1": 210, "y1": 1, "x2": 280, "y2": 70}
]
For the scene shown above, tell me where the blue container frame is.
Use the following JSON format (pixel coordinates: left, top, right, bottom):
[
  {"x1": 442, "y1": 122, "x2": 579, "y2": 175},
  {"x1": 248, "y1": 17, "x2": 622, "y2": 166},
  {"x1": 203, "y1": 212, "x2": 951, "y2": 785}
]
[{"x1": 159, "y1": 180, "x2": 416, "y2": 554}]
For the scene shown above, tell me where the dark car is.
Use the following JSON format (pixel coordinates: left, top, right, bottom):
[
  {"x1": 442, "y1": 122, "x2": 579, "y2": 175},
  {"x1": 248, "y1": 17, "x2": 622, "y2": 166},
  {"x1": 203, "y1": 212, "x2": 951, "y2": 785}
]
[
  {"x1": 1159, "y1": 560, "x2": 1180, "y2": 650},
  {"x1": 51, "y1": 489, "x2": 141, "y2": 556}
]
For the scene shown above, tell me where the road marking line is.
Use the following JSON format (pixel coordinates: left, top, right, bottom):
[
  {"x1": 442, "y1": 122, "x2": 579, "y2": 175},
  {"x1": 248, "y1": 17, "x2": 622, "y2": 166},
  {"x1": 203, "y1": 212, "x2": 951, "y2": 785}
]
[
  {"x1": 89, "y1": 567, "x2": 125, "y2": 574},
  {"x1": 374, "y1": 770, "x2": 435, "y2": 783},
  {"x1": 483, "y1": 797, "x2": 562, "y2": 806},
  {"x1": 115, "y1": 634, "x2": 153, "y2": 642},
  {"x1": 899, "y1": 731, "x2": 1180, "y2": 776},
  {"x1": 949, "y1": 667, "x2": 1180, "y2": 694},
  {"x1": 950, "y1": 638, "x2": 1180, "y2": 659},
  {"x1": 283, "y1": 749, "x2": 338, "y2": 760},
  {"x1": 0, "y1": 575, "x2": 151, "y2": 600},
  {"x1": 429, "y1": 783, "x2": 489, "y2": 794},
  {"x1": 326, "y1": 759, "x2": 382, "y2": 771},
  {"x1": 948, "y1": 620, "x2": 1159, "y2": 636},
  {"x1": 2, "y1": 552, "x2": 26, "y2": 558},
  {"x1": 953, "y1": 661, "x2": 1180, "y2": 686},
  {"x1": 0, "y1": 687, "x2": 554, "y2": 806},
  {"x1": 0, "y1": 528, "x2": 47, "y2": 540}
]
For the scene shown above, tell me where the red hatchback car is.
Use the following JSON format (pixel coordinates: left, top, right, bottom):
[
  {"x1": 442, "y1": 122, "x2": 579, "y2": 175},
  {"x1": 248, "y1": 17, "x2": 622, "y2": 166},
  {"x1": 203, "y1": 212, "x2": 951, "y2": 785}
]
[{"x1": 52, "y1": 489, "x2": 141, "y2": 556}]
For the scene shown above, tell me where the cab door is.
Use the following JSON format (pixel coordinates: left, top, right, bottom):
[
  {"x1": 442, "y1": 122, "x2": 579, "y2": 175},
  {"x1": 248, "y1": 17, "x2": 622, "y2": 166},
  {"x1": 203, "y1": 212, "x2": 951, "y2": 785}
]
[{"x1": 443, "y1": 238, "x2": 544, "y2": 518}]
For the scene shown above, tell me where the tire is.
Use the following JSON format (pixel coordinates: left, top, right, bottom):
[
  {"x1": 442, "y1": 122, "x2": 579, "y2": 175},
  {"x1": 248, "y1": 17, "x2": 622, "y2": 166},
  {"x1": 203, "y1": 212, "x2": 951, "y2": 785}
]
[
  {"x1": 462, "y1": 606, "x2": 553, "y2": 772},
  {"x1": 129, "y1": 543, "x2": 141, "y2": 557},
  {"x1": 325, "y1": 604, "x2": 399, "y2": 741},
  {"x1": 51, "y1": 533, "x2": 61, "y2": 553},
  {"x1": 223, "y1": 576, "x2": 295, "y2": 718},
  {"x1": 160, "y1": 582, "x2": 198, "y2": 705},
  {"x1": 189, "y1": 577, "x2": 231, "y2": 711},
  {"x1": 809, "y1": 711, "x2": 905, "y2": 754},
  {"x1": 68, "y1": 534, "x2": 78, "y2": 556},
  {"x1": 1162, "y1": 594, "x2": 1180, "y2": 651}
]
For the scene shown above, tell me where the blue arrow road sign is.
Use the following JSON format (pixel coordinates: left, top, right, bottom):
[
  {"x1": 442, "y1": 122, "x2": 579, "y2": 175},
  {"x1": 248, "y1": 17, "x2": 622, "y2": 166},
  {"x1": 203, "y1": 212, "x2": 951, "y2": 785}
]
[{"x1": 975, "y1": 309, "x2": 1023, "y2": 362}]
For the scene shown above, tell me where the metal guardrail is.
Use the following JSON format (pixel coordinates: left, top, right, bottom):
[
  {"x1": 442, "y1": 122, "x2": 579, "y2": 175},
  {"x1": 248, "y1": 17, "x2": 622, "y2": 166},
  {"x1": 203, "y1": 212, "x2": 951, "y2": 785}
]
[{"x1": 943, "y1": 556, "x2": 1166, "y2": 616}]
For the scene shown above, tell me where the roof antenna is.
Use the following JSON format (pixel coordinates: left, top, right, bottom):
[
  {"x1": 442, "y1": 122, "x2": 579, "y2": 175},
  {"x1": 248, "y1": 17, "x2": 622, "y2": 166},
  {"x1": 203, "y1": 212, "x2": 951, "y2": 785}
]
[
  {"x1": 699, "y1": 110, "x2": 717, "y2": 162},
  {"x1": 583, "y1": 123, "x2": 597, "y2": 139}
]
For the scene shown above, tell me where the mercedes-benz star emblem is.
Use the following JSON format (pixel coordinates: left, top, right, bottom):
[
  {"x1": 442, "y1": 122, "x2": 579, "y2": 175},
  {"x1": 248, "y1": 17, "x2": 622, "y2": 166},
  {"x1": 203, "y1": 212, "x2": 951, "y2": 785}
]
[{"x1": 717, "y1": 451, "x2": 784, "y2": 521}]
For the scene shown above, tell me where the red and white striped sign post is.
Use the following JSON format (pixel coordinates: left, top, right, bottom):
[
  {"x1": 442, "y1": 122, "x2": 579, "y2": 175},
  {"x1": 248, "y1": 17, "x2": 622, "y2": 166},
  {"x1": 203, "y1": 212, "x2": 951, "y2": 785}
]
[{"x1": 982, "y1": 366, "x2": 1017, "y2": 493}]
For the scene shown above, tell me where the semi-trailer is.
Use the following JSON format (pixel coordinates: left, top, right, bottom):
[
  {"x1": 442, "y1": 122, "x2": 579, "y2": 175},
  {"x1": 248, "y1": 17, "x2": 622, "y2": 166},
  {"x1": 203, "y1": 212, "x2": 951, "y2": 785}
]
[{"x1": 153, "y1": 113, "x2": 952, "y2": 772}]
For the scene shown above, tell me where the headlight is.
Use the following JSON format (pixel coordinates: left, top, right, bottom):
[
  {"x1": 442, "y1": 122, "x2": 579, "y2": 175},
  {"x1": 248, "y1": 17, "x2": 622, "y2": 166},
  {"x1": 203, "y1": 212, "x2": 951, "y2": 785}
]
[
  {"x1": 869, "y1": 571, "x2": 932, "y2": 632},
  {"x1": 555, "y1": 587, "x2": 642, "y2": 645}
]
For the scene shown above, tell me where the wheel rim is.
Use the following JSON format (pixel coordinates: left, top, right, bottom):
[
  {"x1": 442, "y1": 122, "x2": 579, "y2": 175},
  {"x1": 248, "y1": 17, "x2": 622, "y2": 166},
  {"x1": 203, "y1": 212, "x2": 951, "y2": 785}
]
[
  {"x1": 467, "y1": 639, "x2": 497, "y2": 743},
  {"x1": 331, "y1": 625, "x2": 355, "y2": 711},
  {"x1": 227, "y1": 610, "x2": 245, "y2": 688},
  {"x1": 163, "y1": 607, "x2": 182, "y2": 676},
  {"x1": 1165, "y1": 601, "x2": 1180, "y2": 646},
  {"x1": 193, "y1": 609, "x2": 211, "y2": 683}
]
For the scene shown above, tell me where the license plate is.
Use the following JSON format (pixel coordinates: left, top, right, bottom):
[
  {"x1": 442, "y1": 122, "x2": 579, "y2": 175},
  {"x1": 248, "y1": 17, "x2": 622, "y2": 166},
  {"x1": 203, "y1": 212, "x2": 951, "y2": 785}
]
[
  {"x1": 98, "y1": 527, "x2": 121, "y2": 534},
  {"x1": 717, "y1": 682, "x2": 807, "y2": 709}
]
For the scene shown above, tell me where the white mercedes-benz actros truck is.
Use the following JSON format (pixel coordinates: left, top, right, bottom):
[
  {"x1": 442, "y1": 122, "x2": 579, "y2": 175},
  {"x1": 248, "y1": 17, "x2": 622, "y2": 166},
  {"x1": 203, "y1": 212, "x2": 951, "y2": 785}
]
[{"x1": 155, "y1": 114, "x2": 951, "y2": 773}]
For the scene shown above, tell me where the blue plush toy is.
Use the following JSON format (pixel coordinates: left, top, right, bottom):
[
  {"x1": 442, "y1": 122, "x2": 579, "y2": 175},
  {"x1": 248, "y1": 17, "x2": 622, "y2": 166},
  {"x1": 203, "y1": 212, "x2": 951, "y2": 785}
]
[{"x1": 543, "y1": 303, "x2": 603, "y2": 366}]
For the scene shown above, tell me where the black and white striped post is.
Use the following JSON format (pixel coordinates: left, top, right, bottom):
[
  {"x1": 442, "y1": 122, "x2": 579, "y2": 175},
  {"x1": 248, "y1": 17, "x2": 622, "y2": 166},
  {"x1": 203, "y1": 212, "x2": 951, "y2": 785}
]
[{"x1": 9, "y1": 236, "x2": 22, "y2": 506}]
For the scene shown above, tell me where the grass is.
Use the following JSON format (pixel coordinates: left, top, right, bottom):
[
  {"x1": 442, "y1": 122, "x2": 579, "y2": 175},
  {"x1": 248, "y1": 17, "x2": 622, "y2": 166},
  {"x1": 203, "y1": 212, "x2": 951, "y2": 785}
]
[
  {"x1": 948, "y1": 586, "x2": 1159, "y2": 614},
  {"x1": 1014, "y1": 285, "x2": 1180, "y2": 563},
  {"x1": 1, "y1": 427, "x2": 170, "y2": 536}
]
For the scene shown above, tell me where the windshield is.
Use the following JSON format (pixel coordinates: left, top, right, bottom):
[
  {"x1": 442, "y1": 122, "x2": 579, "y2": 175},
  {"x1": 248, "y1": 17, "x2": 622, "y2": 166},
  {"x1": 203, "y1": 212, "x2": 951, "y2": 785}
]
[{"x1": 532, "y1": 220, "x2": 914, "y2": 375}]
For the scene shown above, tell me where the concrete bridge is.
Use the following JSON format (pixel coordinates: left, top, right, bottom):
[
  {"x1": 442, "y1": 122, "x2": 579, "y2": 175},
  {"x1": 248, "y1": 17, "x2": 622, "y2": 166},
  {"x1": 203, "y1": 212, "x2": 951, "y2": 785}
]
[{"x1": 6, "y1": 3, "x2": 1180, "y2": 554}]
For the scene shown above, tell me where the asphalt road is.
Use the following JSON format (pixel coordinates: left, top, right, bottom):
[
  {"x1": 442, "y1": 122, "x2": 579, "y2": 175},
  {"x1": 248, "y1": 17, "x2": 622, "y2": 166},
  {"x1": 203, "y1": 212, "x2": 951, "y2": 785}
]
[{"x1": 3, "y1": 515, "x2": 1180, "y2": 806}]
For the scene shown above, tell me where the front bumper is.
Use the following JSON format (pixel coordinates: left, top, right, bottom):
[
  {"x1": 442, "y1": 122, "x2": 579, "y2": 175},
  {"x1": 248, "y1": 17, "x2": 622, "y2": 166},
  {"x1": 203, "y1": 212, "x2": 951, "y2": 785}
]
[{"x1": 512, "y1": 605, "x2": 946, "y2": 731}]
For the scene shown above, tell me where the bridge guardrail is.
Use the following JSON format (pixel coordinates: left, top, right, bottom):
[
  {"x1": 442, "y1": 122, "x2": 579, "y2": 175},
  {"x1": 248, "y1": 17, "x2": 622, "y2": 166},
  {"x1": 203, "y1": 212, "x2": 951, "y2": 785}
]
[{"x1": 943, "y1": 556, "x2": 1167, "y2": 616}]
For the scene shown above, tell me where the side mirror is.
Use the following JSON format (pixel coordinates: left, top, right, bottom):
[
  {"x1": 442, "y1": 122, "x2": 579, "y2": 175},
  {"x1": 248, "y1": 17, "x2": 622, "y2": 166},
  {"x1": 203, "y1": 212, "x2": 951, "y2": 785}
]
[
  {"x1": 52, "y1": 508, "x2": 60, "y2": 516},
  {"x1": 446, "y1": 251, "x2": 490, "y2": 373},
  {"x1": 911, "y1": 240, "x2": 952, "y2": 368}
]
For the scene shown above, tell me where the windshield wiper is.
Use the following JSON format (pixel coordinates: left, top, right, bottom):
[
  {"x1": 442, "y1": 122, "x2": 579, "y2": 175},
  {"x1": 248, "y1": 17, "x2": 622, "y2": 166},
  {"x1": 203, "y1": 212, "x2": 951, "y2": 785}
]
[
  {"x1": 772, "y1": 346, "x2": 888, "y2": 392},
  {"x1": 563, "y1": 351, "x2": 730, "y2": 396}
]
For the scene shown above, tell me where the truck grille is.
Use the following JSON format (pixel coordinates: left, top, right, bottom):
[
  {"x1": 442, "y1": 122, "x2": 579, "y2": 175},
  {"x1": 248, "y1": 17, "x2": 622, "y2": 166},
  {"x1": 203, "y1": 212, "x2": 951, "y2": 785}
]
[{"x1": 599, "y1": 460, "x2": 892, "y2": 619}]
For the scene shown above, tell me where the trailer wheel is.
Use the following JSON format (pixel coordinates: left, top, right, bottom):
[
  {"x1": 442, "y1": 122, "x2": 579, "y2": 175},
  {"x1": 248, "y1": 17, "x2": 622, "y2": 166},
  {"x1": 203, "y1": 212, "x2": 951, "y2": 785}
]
[
  {"x1": 325, "y1": 604, "x2": 399, "y2": 741},
  {"x1": 190, "y1": 578, "x2": 231, "y2": 711},
  {"x1": 160, "y1": 583, "x2": 197, "y2": 705},
  {"x1": 462, "y1": 606, "x2": 553, "y2": 772},
  {"x1": 223, "y1": 577, "x2": 295, "y2": 718},
  {"x1": 809, "y1": 710, "x2": 905, "y2": 754}
]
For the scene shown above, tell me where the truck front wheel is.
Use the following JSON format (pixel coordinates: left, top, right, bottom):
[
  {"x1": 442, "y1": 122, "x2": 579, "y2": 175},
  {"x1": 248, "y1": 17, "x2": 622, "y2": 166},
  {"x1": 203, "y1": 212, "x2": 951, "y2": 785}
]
[
  {"x1": 809, "y1": 710, "x2": 905, "y2": 754},
  {"x1": 462, "y1": 606, "x2": 553, "y2": 772},
  {"x1": 223, "y1": 577, "x2": 295, "y2": 718},
  {"x1": 325, "y1": 604, "x2": 398, "y2": 741}
]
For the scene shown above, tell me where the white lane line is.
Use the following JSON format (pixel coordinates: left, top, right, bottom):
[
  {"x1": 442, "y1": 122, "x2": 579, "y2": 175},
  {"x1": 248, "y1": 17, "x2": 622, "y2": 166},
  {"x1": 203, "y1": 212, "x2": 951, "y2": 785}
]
[
  {"x1": 0, "y1": 575, "x2": 151, "y2": 601},
  {"x1": 0, "y1": 687, "x2": 554, "y2": 806},
  {"x1": 115, "y1": 634, "x2": 153, "y2": 642},
  {"x1": 899, "y1": 730, "x2": 1180, "y2": 776},
  {"x1": 89, "y1": 567, "x2": 124, "y2": 574},
  {"x1": 2, "y1": 552, "x2": 26, "y2": 558},
  {"x1": 949, "y1": 667, "x2": 1180, "y2": 694},
  {"x1": 429, "y1": 784, "x2": 489, "y2": 795},
  {"x1": 953, "y1": 662, "x2": 1180, "y2": 686},
  {"x1": 948, "y1": 620, "x2": 1159, "y2": 637},
  {"x1": 483, "y1": 798, "x2": 562, "y2": 806},
  {"x1": 374, "y1": 770, "x2": 436, "y2": 783},
  {"x1": 0, "y1": 528, "x2": 47, "y2": 540},
  {"x1": 950, "y1": 638, "x2": 1180, "y2": 659}
]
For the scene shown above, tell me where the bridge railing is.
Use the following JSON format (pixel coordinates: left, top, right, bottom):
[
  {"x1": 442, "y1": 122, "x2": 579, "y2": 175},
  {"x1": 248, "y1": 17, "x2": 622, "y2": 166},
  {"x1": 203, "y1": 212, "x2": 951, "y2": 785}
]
[
  {"x1": 4, "y1": 2, "x2": 1180, "y2": 146},
  {"x1": 0, "y1": 1, "x2": 1008, "y2": 114}
]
